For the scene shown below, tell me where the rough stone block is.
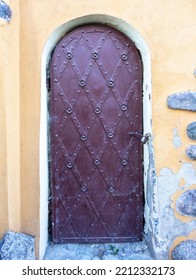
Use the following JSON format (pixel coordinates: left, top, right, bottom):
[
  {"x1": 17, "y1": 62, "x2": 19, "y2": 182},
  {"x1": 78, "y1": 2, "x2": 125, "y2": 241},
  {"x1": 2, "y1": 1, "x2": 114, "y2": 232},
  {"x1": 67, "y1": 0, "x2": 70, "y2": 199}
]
[
  {"x1": 0, "y1": 0, "x2": 12, "y2": 22},
  {"x1": 176, "y1": 189, "x2": 196, "y2": 217},
  {"x1": 0, "y1": 231, "x2": 35, "y2": 260},
  {"x1": 186, "y1": 145, "x2": 196, "y2": 160},
  {"x1": 167, "y1": 91, "x2": 196, "y2": 111},
  {"x1": 172, "y1": 240, "x2": 196, "y2": 260},
  {"x1": 187, "y1": 122, "x2": 196, "y2": 140},
  {"x1": 0, "y1": 239, "x2": 3, "y2": 260}
]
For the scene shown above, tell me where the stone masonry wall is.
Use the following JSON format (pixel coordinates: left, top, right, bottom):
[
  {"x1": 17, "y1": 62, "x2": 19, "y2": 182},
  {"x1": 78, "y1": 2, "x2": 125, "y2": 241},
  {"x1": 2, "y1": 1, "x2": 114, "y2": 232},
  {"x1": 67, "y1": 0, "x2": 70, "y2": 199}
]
[{"x1": 167, "y1": 85, "x2": 196, "y2": 259}]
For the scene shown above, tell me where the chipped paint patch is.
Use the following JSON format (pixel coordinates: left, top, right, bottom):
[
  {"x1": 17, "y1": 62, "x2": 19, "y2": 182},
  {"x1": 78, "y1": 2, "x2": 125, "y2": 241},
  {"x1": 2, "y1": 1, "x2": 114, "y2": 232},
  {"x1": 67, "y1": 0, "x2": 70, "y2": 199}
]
[
  {"x1": 173, "y1": 128, "x2": 182, "y2": 148},
  {"x1": 156, "y1": 163, "x2": 196, "y2": 259},
  {"x1": 178, "y1": 178, "x2": 186, "y2": 187}
]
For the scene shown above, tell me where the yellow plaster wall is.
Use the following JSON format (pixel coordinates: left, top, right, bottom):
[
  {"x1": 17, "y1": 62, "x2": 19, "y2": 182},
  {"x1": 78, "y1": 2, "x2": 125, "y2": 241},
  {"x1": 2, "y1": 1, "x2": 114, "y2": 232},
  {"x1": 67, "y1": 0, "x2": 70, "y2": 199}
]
[
  {"x1": 0, "y1": 27, "x2": 8, "y2": 237},
  {"x1": 0, "y1": 0, "x2": 20, "y2": 237},
  {"x1": 0, "y1": 0, "x2": 196, "y2": 255}
]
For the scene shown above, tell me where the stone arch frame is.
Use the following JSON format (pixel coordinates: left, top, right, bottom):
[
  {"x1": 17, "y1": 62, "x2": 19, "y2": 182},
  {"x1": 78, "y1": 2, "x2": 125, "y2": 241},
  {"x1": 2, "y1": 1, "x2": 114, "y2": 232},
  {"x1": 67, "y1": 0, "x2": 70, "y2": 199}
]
[{"x1": 40, "y1": 14, "x2": 154, "y2": 259}]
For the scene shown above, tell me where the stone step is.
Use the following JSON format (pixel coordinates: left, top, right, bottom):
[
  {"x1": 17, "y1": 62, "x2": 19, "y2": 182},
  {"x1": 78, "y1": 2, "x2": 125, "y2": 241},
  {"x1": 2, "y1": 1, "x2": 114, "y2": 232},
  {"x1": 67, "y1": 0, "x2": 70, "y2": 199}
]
[{"x1": 44, "y1": 240, "x2": 153, "y2": 260}]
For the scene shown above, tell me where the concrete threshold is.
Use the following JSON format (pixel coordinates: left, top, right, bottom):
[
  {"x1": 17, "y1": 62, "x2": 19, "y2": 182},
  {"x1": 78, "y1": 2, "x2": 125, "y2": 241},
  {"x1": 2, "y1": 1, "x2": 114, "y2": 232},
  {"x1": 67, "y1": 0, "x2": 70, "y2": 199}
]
[{"x1": 44, "y1": 240, "x2": 153, "y2": 260}]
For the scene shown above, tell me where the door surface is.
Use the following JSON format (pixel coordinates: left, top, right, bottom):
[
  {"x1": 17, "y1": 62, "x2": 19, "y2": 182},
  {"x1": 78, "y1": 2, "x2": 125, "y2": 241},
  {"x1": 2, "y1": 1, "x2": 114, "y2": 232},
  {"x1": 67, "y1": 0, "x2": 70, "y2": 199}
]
[{"x1": 50, "y1": 24, "x2": 143, "y2": 243}]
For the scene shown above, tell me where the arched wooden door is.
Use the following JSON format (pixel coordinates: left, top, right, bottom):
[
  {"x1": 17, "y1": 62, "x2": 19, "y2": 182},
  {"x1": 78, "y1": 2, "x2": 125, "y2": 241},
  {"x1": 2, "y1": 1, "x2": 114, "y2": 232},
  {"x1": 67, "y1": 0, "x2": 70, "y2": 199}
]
[{"x1": 49, "y1": 24, "x2": 143, "y2": 243}]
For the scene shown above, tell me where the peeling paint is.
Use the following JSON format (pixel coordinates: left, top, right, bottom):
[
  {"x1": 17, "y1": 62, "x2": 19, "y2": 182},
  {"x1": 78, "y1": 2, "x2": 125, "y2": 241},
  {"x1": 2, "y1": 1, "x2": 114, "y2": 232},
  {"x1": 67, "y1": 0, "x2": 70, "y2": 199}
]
[
  {"x1": 156, "y1": 163, "x2": 196, "y2": 259},
  {"x1": 144, "y1": 138, "x2": 161, "y2": 259},
  {"x1": 173, "y1": 128, "x2": 182, "y2": 149},
  {"x1": 178, "y1": 178, "x2": 186, "y2": 187}
]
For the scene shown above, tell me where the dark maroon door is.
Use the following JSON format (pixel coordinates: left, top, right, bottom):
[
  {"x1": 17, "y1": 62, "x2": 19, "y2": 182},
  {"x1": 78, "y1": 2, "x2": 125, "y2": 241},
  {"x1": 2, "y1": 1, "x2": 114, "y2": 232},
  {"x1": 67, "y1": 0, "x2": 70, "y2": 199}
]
[{"x1": 50, "y1": 25, "x2": 143, "y2": 243}]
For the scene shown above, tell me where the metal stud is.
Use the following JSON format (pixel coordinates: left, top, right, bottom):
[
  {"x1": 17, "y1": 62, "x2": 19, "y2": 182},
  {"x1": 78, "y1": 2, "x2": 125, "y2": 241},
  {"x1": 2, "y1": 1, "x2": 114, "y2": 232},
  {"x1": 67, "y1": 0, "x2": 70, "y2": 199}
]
[
  {"x1": 66, "y1": 107, "x2": 73, "y2": 114},
  {"x1": 121, "y1": 53, "x2": 128, "y2": 61},
  {"x1": 122, "y1": 159, "x2": 128, "y2": 166},
  {"x1": 94, "y1": 159, "x2": 100, "y2": 165},
  {"x1": 109, "y1": 186, "x2": 115, "y2": 193},
  {"x1": 108, "y1": 80, "x2": 114, "y2": 88},
  {"x1": 95, "y1": 107, "x2": 101, "y2": 114},
  {"x1": 121, "y1": 104, "x2": 127, "y2": 111},
  {"x1": 79, "y1": 79, "x2": 86, "y2": 87},
  {"x1": 108, "y1": 132, "x2": 114, "y2": 138},
  {"x1": 81, "y1": 134, "x2": 87, "y2": 141},
  {"x1": 67, "y1": 162, "x2": 73, "y2": 169},
  {"x1": 92, "y1": 52, "x2": 98, "y2": 59},
  {"x1": 81, "y1": 185, "x2": 87, "y2": 192},
  {"x1": 66, "y1": 52, "x2": 72, "y2": 59}
]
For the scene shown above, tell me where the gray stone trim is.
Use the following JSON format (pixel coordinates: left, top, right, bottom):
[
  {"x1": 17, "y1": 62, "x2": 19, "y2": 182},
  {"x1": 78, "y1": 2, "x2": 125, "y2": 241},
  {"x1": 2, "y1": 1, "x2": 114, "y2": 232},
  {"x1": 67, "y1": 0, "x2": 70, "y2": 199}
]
[
  {"x1": 186, "y1": 145, "x2": 196, "y2": 160},
  {"x1": 187, "y1": 122, "x2": 196, "y2": 140},
  {"x1": 167, "y1": 91, "x2": 196, "y2": 112},
  {"x1": 176, "y1": 189, "x2": 196, "y2": 217},
  {"x1": 0, "y1": 231, "x2": 35, "y2": 260},
  {"x1": 172, "y1": 240, "x2": 196, "y2": 260},
  {"x1": 0, "y1": 1, "x2": 12, "y2": 22}
]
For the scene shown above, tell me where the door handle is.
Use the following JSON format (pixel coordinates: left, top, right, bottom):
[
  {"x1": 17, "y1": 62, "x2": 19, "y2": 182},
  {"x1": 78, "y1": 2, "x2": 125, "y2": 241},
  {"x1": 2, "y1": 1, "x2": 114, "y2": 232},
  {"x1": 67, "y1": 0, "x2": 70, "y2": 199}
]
[{"x1": 129, "y1": 132, "x2": 151, "y2": 144}]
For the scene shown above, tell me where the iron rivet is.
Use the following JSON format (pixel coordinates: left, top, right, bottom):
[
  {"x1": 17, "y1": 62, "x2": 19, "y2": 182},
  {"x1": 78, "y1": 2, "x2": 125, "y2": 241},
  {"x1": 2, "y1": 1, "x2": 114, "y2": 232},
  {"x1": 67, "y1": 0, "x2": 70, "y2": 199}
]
[
  {"x1": 81, "y1": 185, "x2": 87, "y2": 192},
  {"x1": 66, "y1": 107, "x2": 73, "y2": 114},
  {"x1": 94, "y1": 159, "x2": 100, "y2": 165},
  {"x1": 108, "y1": 132, "x2": 113, "y2": 138},
  {"x1": 67, "y1": 162, "x2": 73, "y2": 169},
  {"x1": 121, "y1": 104, "x2": 127, "y2": 111},
  {"x1": 121, "y1": 53, "x2": 128, "y2": 61},
  {"x1": 79, "y1": 79, "x2": 86, "y2": 87},
  {"x1": 92, "y1": 52, "x2": 98, "y2": 59},
  {"x1": 54, "y1": 79, "x2": 58, "y2": 83},
  {"x1": 81, "y1": 134, "x2": 87, "y2": 141},
  {"x1": 109, "y1": 186, "x2": 115, "y2": 193},
  {"x1": 122, "y1": 159, "x2": 128, "y2": 166},
  {"x1": 95, "y1": 107, "x2": 101, "y2": 114},
  {"x1": 108, "y1": 80, "x2": 114, "y2": 88},
  {"x1": 66, "y1": 52, "x2": 72, "y2": 59}
]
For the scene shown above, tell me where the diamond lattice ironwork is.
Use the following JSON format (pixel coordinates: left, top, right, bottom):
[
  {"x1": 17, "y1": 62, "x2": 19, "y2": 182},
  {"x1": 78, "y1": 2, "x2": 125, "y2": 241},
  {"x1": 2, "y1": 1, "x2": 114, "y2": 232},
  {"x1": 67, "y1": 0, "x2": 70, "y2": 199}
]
[{"x1": 50, "y1": 24, "x2": 143, "y2": 243}]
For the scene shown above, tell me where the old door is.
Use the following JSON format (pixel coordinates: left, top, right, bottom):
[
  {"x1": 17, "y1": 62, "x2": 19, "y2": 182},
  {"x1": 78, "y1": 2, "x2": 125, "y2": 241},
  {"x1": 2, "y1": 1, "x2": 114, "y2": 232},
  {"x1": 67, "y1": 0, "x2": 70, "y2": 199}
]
[{"x1": 50, "y1": 24, "x2": 143, "y2": 243}]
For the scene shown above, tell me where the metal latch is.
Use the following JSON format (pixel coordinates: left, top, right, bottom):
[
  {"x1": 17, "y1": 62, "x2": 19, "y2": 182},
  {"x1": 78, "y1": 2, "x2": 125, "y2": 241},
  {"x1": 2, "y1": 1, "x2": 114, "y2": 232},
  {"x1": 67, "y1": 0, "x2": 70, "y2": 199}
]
[{"x1": 129, "y1": 132, "x2": 151, "y2": 144}]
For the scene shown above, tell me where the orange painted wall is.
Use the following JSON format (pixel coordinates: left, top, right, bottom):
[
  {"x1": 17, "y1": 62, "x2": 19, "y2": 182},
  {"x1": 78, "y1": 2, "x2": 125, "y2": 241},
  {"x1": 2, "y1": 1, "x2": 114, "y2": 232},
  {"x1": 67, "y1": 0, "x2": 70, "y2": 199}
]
[{"x1": 0, "y1": 0, "x2": 195, "y2": 257}]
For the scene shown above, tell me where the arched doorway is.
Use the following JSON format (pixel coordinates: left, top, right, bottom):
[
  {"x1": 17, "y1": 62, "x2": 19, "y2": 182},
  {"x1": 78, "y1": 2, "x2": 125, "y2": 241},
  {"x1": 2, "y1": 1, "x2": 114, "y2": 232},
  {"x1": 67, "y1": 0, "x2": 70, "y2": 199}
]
[
  {"x1": 40, "y1": 14, "x2": 152, "y2": 259},
  {"x1": 49, "y1": 24, "x2": 144, "y2": 243}
]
